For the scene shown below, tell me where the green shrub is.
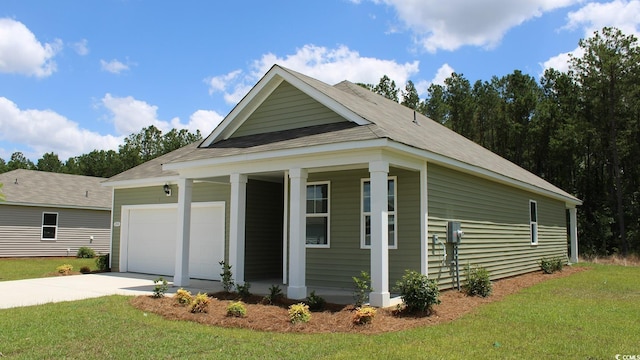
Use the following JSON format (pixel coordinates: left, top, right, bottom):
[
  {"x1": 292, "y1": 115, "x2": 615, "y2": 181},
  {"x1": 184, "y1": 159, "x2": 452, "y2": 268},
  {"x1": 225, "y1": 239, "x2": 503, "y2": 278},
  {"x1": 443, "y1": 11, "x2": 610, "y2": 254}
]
[
  {"x1": 353, "y1": 306, "x2": 377, "y2": 325},
  {"x1": 464, "y1": 265, "x2": 492, "y2": 297},
  {"x1": 394, "y1": 270, "x2": 441, "y2": 313},
  {"x1": 152, "y1": 277, "x2": 168, "y2": 298},
  {"x1": 305, "y1": 291, "x2": 326, "y2": 312},
  {"x1": 95, "y1": 254, "x2": 110, "y2": 271},
  {"x1": 56, "y1": 264, "x2": 73, "y2": 275},
  {"x1": 226, "y1": 301, "x2": 247, "y2": 317},
  {"x1": 76, "y1": 247, "x2": 95, "y2": 259},
  {"x1": 262, "y1": 284, "x2": 283, "y2": 305},
  {"x1": 352, "y1": 271, "x2": 373, "y2": 307},
  {"x1": 539, "y1": 257, "x2": 564, "y2": 274},
  {"x1": 219, "y1": 261, "x2": 234, "y2": 292},
  {"x1": 175, "y1": 288, "x2": 193, "y2": 305},
  {"x1": 79, "y1": 266, "x2": 91, "y2": 274},
  {"x1": 288, "y1": 303, "x2": 311, "y2": 324},
  {"x1": 189, "y1": 293, "x2": 210, "y2": 313},
  {"x1": 235, "y1": 282, "x2": 251, "y2": 299}
]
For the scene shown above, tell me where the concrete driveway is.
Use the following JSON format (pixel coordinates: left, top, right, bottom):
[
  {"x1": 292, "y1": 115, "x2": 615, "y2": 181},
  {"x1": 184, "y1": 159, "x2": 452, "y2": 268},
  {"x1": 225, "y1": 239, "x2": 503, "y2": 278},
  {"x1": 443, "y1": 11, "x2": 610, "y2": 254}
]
[{"x1": 0, "y1": 273, "x2": 223, "y2": 309}]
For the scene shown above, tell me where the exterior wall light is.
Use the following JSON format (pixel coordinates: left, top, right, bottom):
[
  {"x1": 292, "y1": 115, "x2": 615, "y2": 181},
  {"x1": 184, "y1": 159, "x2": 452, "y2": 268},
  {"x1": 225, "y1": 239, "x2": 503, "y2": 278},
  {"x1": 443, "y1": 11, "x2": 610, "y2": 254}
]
[{"x1": 163, "y1": 184, "x2": 172, "y2": 196}]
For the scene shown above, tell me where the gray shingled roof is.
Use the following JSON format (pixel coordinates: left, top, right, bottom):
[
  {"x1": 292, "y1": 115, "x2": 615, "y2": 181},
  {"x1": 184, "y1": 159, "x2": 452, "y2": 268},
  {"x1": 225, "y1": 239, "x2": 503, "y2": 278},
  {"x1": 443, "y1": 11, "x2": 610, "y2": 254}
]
[
  {"x1": 104, "y1": 65, "x2": 580, "y2": 204},
  {"x1": 0, "y1": 169, "x2": 112, "y2": 209}
]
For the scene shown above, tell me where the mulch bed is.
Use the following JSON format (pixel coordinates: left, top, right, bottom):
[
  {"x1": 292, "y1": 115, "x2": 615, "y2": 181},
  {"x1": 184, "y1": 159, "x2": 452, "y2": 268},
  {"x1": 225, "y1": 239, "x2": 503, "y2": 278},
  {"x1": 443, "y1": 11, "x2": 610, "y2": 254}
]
[{"x1": 130, "y1": 266, "x2": 586, "y2": 334}]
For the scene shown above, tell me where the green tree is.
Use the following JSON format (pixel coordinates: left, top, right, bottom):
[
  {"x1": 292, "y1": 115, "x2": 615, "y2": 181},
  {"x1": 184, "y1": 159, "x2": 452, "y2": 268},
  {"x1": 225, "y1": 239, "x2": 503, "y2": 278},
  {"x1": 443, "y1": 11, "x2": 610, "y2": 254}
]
[
  {"x1": 422, "y1": 83, "x2": 448, "y2": 124},
  {"x1": 570, "y1": 27, "x2": 640, "y2": 255},
  {"x1": 373, "y1": 75, "x2": 399, "y2": 102},
  {"x1": 443, "y1": 73, "x2": 475, "y2": 140},
  {"x1": 0, "y1": 157, "x2": 7, "y2": 174},
  {"x1": 401, "y1": 80, "x2": 420, "y2": 110},
  {"x1": 36, "y1": 152, "x2": 64, "y2": 173},
  {"x1": 7, "y1": 152, "x2": 35, "y2": 171}
]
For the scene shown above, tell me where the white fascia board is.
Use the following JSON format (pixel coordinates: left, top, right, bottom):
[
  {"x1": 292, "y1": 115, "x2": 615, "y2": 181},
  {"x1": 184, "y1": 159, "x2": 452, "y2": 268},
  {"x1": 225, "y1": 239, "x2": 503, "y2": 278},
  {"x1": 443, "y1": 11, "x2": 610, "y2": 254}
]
[
  {"x1": 386, "y1": 142, "x2": 583, "y2": 206},
  {"x1": 101, "y1": 176, "x2": 179, "y2": 189},
  {"x1": 201, "y1": 66, "x2": 370, "y2": 147},
  {"x1": 202, "y1": 72, "x2": 284, "y2": 146},
  {"x1": 1, "y1": 202, "x2": 110, "y2": 211}
]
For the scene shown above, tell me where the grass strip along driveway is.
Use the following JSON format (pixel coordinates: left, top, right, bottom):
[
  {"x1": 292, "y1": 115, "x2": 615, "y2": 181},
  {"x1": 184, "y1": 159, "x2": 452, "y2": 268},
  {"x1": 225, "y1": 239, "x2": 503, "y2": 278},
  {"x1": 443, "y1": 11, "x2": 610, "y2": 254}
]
[
  {"x1": 0, "y1": 257, "x2": 96, "y2": 281},
  {"x1": 1, "y1": 263, "x2": 638, "y2": 359}
]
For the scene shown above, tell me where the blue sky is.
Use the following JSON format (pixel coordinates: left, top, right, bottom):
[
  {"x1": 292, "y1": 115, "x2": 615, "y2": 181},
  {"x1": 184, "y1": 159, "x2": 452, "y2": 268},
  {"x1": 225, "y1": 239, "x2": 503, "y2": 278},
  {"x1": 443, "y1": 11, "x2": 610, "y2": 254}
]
[{"x1": 1, "y1": 0, "x2": 639, "y2": 162}]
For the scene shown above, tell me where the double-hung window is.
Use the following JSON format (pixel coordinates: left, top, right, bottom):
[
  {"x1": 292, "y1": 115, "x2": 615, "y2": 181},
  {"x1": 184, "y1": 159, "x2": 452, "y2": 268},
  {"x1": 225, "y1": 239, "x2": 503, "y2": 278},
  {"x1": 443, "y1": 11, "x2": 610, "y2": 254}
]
[
  {"x1": 529, "y1": 200, "x2": 538, "y2": 245},
  {"x1": 306, "y1": 182, "x2": 330, "y2": 247},
  {"x1": 42, "y1": 212, "x2": 58, "y2": 240},
  {"x1": 361, "y1": 177, "x2": 397, "y2": 249}
]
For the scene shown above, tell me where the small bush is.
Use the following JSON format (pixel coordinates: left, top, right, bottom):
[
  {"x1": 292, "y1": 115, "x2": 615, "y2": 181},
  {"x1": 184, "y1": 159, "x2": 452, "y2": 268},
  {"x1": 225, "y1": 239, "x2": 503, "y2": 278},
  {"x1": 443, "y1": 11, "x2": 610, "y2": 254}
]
[
  {"x1": 79, "y1": 266, "x2": 91, "y2": 274},
  {"x1": 353, "y1": 306, "x2": 377, "y2": 325},
  {"x1": 352, "y1": 271, "x2": 373, "y2": 307},
  {"x1": 76, "y1": 247, "x2": 96, "y2": 259},
  {"x1": 226, "y1": 301, "x2": 247, "y2": 317},
  {"x1": 219, "y1": 261, "x2": 234, "y2": 293},
  {"x1": 175, "y1": 288, "x2": 193, "y2": 305},
  {"x1": 288, "y1": 303, "x2": 311, "y2": 324},
  {"x1": 464, "y1": 265, "x2": 492, "y2": 297},
  {"x1": 95, "y1": 254, "x2": 110, "y2": 271},
  {"x1": 539, "y1": 257, "x2": 564, "y2": 274},
  {"x1": 305, "y1": 291, "x2": 326, "y2": 312},
  {"x1": 56, "y1": 264, "x2": 73, "y2": 275},
  {"x1": 235, "y1": 282, "x2": 251, "y2": 299},
  {"x1": 152, "y1": 277, "x2": 168, "y2": 298},
  {"x1": 262, "y1": 284, "x2": 283, "y2": 305},
  {"x1": 189, "y1": 293, "x2": 210, "y2": 313},
  {"x1": 395, "y1": 270, "x2": 441, "y2": 314}
]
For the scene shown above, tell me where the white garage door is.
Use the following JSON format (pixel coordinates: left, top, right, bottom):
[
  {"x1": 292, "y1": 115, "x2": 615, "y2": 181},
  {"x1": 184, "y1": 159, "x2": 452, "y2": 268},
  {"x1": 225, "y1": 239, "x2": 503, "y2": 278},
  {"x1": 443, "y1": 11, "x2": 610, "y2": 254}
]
[{"x1": 122, "y1": 202, "x2": 225, "y2": 280}]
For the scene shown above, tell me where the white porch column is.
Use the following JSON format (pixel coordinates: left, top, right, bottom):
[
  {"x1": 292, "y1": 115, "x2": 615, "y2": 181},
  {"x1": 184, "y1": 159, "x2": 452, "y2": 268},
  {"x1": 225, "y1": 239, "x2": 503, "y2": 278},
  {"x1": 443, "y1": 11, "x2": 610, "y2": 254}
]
[
  {"x1": 420, "y1": 162, "x2": 429, "y2": 276},
  {"x1": 569, "y1": 207, "x2": 578, "y2": 263},
  {"x1": 287, "y1": 168, "x2": 307, "y2": 300},
  {"x1": 174, "y1": 178, "x2": 193, "y2": 287},
  {"x1": 369, "y1": 160, "x2": 390, "y2": 307},
  {"x1": 229, "y1": 173, "x2": 248, "y2": 285}
]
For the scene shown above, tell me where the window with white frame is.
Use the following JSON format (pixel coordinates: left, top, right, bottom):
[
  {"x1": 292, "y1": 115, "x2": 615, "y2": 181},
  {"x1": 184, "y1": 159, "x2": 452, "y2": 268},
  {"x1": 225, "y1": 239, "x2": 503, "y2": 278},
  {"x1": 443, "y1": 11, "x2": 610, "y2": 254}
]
[
  {"x1": 306, "y1": 182, "x2": 329, "y2": 247},
  {"x1": 361, "y1": 177, "x2": 397, "y2": 249},
  {"x1": 42, "y1": 212, "x2": 58, "y2": 240},
  {"x1": 530, "y1": 200, "x2": 538, "y2": 245}
]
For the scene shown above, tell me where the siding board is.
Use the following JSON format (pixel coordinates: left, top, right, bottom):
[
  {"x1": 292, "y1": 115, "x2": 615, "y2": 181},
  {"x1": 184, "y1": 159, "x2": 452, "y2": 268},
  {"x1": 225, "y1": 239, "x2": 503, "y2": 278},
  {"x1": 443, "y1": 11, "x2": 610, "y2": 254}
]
[{"x1": 427, "y1": 163, "x2": 569, "y2": 289}]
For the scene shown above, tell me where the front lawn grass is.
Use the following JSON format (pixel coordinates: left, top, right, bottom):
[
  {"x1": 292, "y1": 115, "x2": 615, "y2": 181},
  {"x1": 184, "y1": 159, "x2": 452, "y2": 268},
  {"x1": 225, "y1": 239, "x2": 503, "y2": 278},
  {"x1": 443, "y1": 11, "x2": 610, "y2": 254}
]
[
  {"x1": 0, "y1": 263, "x2": 638, "y2": 359},
  {"x1": 0, "y1": 257, "x2": 97, "y2": 281}
]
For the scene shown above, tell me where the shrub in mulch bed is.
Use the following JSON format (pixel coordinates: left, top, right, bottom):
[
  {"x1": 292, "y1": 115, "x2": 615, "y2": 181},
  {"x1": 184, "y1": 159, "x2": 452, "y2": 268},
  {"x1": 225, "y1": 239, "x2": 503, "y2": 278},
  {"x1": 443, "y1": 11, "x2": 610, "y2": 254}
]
[{"x1": 130, "y1": 267, "x2": 586, "y2": 334}]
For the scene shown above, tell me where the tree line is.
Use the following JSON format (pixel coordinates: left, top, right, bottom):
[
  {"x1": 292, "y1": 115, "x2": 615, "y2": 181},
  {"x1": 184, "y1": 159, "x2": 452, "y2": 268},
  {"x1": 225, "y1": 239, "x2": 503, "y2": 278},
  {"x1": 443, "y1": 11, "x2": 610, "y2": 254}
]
[
  {"x1": 360, "y1": 27, "x2": 639, "y2": 257},
  {"x1": 0, "y1": 126, "x2": 201, "y2": 178}
]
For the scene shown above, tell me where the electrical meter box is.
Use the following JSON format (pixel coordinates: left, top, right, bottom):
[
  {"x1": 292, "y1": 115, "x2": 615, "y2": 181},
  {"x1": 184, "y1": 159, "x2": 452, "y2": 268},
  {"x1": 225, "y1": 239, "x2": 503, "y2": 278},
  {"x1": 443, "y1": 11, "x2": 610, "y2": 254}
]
[{"x1": 447, "y1": 221, "x2": 463, "y2": 243}]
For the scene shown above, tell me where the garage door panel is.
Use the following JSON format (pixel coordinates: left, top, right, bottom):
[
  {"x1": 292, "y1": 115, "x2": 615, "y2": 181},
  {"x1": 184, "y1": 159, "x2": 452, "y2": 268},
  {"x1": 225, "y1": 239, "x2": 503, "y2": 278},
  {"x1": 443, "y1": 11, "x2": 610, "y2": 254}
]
[{"x1": 125, "y1": 204, "x2": 225, "y2": 280}]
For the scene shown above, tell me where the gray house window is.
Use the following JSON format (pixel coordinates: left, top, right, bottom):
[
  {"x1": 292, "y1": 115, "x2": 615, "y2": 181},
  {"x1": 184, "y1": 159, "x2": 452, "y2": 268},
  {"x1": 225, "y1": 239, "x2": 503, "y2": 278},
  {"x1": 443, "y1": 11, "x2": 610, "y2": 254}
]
[
  {"x1": 306, "y1": 182, "x2": 330, "y2": 247},
  {"x1": 361, "y1": 177, "x2": 397, "y2": 249},
  {"x1": 42, "y1": 212, "x2": 58, "y2": 240},
  {"x1": 530, "y1": 200, "x2": 538, "y2": 245}
]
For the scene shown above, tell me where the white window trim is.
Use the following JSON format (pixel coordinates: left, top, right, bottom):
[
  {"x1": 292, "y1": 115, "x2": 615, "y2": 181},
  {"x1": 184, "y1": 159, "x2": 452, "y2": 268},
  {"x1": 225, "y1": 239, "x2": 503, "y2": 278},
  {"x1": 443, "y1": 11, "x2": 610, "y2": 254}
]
[
  {"x1": 41, "y1": 212, "x2": 58, "y2": 241},
  {"x1": 530, "y1": 200, "x2": 538, "y2": 245},
  {"x1": 361, "y1": 176, "x2": 398, "y2": 250},
  {"x1": 306, "y1": 181, "x2": 330, "y2": 248}
]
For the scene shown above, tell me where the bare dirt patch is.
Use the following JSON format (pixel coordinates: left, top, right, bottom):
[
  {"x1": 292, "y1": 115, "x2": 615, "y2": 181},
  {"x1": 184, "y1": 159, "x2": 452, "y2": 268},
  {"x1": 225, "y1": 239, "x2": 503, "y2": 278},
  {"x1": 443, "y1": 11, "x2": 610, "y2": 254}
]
[{"x1": 130, "y1": 266, "x2": 586, "y2": 334}]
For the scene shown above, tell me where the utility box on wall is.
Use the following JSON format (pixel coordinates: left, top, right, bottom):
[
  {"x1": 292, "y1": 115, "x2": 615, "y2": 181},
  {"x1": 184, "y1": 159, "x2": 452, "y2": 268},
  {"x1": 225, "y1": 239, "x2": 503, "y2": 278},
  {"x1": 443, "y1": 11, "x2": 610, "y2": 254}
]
[{"x1": 447, "y1": 221, "x2": 463, "y2": 243}]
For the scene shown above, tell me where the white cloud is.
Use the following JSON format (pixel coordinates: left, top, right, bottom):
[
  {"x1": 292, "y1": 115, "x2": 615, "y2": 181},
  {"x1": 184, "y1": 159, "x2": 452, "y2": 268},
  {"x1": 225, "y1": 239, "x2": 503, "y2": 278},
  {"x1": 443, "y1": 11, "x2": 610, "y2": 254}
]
[
  {"x1": 564, "y1": 0, "x2": 640, "y2": 37},
  {"x1": 208, "y1": 44, "x2": 420, "y2": 105},
  {"x1": 100, "y1": 94, "x2": 224, "y2": 137},
  {"x1": 100, "y1": 59, "x2": 130, "y2": 74},
  {"x1": 71, "y1": 39, "x2": 89, "y2": 55},
  {"x1": 365, "y1": 0, "x2": 578, "y2": 52},
  {"x1": 0, "y1": 18, "x2": 62, "y2": 77},
  {"x1": 540, "y1": 0, "x2": 640, "y2": 74},
  {"x1": 0, "y1": 97, "x2": 122, "y2": 160},
  {"x1": 415, "y1": 63, "x2": 455, "y2": 97}
]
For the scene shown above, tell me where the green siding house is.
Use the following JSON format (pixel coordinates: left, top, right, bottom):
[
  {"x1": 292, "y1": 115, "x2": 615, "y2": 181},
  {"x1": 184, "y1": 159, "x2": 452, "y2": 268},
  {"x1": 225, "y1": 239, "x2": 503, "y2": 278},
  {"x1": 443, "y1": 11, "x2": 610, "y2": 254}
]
[{"x1": 103, "y1": 65, "x2": 581, "y2": 307}]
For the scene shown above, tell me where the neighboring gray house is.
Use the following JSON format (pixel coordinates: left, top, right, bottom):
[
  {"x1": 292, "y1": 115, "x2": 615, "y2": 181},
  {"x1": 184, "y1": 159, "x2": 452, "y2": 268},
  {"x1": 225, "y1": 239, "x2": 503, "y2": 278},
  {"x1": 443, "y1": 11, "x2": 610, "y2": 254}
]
[
  {"x1": 103, "y1": 65, "x2": 581, "y2": 307},
  {"x1": 0, "y1": 169, "x2": 111, "y2": 257}
]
